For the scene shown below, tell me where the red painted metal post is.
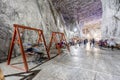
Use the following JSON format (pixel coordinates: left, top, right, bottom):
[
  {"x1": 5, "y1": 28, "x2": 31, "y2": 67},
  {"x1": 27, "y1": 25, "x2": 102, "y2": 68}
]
[
  {"x1": 63, "y1": 34, "x2": 70, "y2": 51},
  {"x1": 47, "y1": 33, "x2": 54, "y2": 56},
  {"x1": 16, "y1": 27, "x2": 28, "y2": 72},
  {"x1": 7, "y1": 27, "x2": 17, "y2": 65},
  {"x1": 60, "y1": 34, "x2": 64, "y2": 42},
  {"x1": 53, "y1": 33, "x2": 61, "y2": 55},
  {"x1": 37, "y1": 31, "x2": 42, "y2": 43},
  {"x1": 41, "y1": 31, "x2": 50, "y2": 59}
]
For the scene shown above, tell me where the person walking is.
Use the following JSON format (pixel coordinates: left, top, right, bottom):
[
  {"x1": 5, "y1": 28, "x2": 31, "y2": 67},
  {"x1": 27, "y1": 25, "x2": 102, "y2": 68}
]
[
  {"x1": 84, "y1": 39, "x2": 88, "y2": 48},
  {"x1": 109, "y1": 38, "x2": 116, "y2": 50},
  {"x1": 92, "y1": 38, "x2": 95, "y2": 47}
]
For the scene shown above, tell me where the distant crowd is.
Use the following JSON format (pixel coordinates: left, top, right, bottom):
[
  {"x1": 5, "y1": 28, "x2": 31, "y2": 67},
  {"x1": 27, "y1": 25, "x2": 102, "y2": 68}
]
[
  {"x1": 97, "y1": 38, "x2": 120, "y2": 50},
  {"x1": 69, "y1": 38, "x2": 120, "y2": 50},
  {"x1": 69, "y1": 38, "x2": 95, "y2": 48}
]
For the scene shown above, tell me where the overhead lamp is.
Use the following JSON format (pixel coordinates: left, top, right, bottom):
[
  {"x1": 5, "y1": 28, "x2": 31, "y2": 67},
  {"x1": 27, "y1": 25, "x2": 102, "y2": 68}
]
[{"x1": 74, "y1": 28, "x2": 77, "y2": 32}]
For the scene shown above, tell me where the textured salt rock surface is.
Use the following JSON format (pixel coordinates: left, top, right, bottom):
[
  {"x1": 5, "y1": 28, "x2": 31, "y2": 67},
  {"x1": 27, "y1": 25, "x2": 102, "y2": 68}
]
[
  {"x1": 101, "y1": 0, "x2": 120, "y2": 42},
  {"x1": 52, "y1": 0, "x2": 120, "y2": 43},
  {"x1": 52, "y1": 0, "x2": 102, "y2": 23},
  {"x1": 0, "y1": 0, "x2": 66, "y2": 61}
]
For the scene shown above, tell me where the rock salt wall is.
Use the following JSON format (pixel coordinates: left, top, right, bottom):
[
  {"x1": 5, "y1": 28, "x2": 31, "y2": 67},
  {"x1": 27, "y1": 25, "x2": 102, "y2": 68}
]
[
  {"x1": 101, "y1": 0, "x2": 120, "y2": 43},
  {"x1": 0, "y1": 0, "x2": 65, "y2": 61}
]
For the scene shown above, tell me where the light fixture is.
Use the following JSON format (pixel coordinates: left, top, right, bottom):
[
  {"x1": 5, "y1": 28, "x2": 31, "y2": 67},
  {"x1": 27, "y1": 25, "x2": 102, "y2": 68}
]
[{"x1": 74, "y1": 27, "x2": 77, "y2": 32}]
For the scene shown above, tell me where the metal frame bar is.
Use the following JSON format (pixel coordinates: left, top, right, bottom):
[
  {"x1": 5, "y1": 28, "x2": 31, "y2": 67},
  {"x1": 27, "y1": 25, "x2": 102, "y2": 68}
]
[
  {"x1": 7, "y1": 24, "x2": 50, "y2": 72},
  {"x1": 48, "y1": 32, "x2": 70, "y2": 56}
]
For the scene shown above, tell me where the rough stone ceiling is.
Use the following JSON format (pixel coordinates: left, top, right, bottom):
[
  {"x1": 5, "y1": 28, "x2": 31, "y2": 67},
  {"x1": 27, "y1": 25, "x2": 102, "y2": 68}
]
[{"x1": 52, "y1": 0, "x2": 102, "y2": 23}]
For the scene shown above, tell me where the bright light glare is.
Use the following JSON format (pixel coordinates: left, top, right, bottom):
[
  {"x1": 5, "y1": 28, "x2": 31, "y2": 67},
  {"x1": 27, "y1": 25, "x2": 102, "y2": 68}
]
[{"x1": 74, "y1": 28, "x2": 77, "y2": 32}]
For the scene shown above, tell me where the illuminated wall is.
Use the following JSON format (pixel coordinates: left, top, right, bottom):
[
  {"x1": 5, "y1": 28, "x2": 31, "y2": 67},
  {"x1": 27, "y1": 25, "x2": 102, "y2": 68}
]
[{"x1": 83, "y1": 20, "x2": 101, "y2": 40}]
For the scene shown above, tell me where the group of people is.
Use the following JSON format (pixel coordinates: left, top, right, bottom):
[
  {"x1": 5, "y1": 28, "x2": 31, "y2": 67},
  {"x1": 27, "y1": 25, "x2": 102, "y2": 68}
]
[
  {"x1": 90, "y1": 38, "x2": 95, "y2": 47},
  {"x1": 69, "y1": 38, "x2": 96, "y2": 48},
  {"x1": 56, "y1": 40, "x2": 66, "y2": 48},
  {"x1": 83, "y1": 38, "x2": 95, "y2": 48},
  {"x1": 98, "y1": 38, "x2": 116, "y2": 50},
  {"x1": 69, "y1": 38, "x2": 117, "y2": 51}
]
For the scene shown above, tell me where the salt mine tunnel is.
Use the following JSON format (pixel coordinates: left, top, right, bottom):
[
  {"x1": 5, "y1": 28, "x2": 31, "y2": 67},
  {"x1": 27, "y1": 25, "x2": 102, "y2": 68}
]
[{"x1": 0, "y1": 0, "x2": 120, "y2": 80}]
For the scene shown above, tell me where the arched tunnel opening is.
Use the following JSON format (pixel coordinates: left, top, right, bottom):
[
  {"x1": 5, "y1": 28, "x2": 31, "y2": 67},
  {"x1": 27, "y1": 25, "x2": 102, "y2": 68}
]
[{"x1": 52, "y1": 0, "x2": 103, "y2": 42}]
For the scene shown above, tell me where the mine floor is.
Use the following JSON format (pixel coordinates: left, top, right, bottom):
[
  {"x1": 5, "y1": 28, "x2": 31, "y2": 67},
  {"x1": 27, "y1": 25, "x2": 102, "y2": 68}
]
[{"x1": 0, "y1": 45, "x2": 120, "y2": 80}]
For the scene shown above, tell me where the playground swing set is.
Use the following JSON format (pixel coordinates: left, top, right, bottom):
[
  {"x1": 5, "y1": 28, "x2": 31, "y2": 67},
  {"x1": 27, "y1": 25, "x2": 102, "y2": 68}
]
[
  {"x1": 7, "y1": 24, "x2": 69, "y2": 72},
  {"x1": 47, "y1": 32, "x2": 70, "y2": 55}
]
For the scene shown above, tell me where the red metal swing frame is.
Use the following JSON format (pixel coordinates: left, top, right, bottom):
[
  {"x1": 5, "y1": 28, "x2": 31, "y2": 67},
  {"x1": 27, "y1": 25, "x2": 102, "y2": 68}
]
[
  {"x1": 7, "y1": 24, "x2": 50, "y2": 72},
  {"x1": 48, "y1": 32, "x2": 70, "y2": 55}
]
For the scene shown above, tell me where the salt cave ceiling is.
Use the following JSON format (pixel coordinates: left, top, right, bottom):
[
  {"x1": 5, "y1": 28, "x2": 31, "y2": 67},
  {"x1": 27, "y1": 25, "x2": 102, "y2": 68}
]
[{"x1": 52, "y1": 0, "x2": 102, "y2": 23}]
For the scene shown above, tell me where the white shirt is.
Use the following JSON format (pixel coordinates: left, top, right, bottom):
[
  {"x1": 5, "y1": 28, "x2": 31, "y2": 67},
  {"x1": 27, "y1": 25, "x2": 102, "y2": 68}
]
[{"x1": 109, "y1": 40, "x2": 115, "y2": 46}]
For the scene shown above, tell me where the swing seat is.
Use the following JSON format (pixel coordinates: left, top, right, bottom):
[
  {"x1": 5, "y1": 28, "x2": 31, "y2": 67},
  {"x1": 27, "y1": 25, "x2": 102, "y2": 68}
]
[
  {"x1": 25, "y1": 46, "x2": 44, "y2": 62},
  {"x1": 25, "y1": 47, "x2": 43, "y2": 54}
]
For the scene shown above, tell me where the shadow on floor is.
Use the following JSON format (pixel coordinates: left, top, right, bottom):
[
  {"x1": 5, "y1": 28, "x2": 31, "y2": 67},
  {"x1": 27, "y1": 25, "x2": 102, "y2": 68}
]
[
  {"x1": 4, "y1": 55, "x2": 58, "y2": 79},
  {"x1": 4, "y1": 69, "x2": 41, "y2": 80},
  {"x1": 10, "y1": 61, "x2": 32, "y2": 65},
  {"x1": 29, "y1": 55, "x2": 58, "y2": 71},
  {"x1": 9, "y1": 54, "x2": 58, "y2": 71}
]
